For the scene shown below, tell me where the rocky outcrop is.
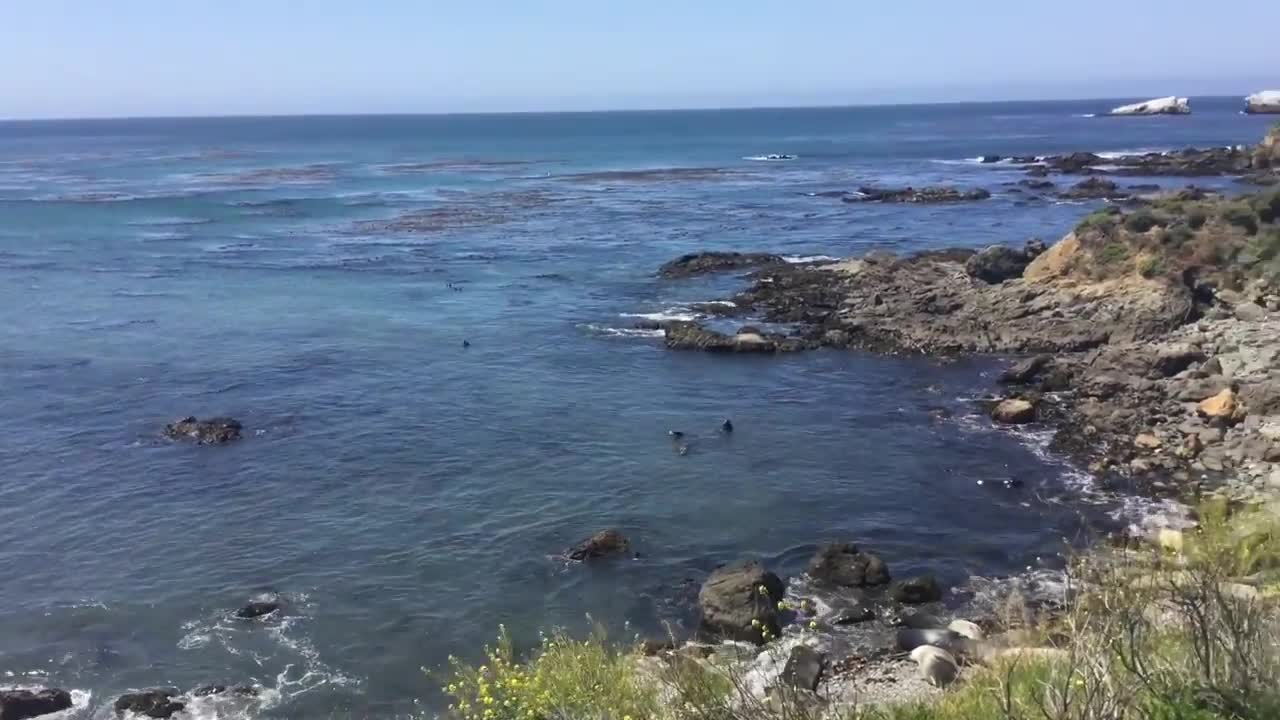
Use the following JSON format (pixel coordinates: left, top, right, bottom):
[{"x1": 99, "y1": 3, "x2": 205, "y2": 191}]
[
  {"x1": 781, "y1": 646, "x2": 825, "y2": 691},
  {"x1": 114, "y1": 690, "x2": 184, "y2": 718},
  {"x1": 663, "y1": 322, "x2": 809, "y2": 353},
  {"x1": 842, "y1": 186, "x2": 991, "y2": 204},
  {"x1": 659, "y1": 252, "x2": 784, "y2": 278},
  {"x1": 163, "y1": 416, "x2": 242, "y2": 444},
  {"x1": 807, "y1": 543, "x2": 890, "y2": 587},
  {"x1": 964, "y1": 240, "x2": 1044, "y2": 284},
  {"x1": 567, "y1": 529, "x2": 630, "y2": 560},
  {"x1": 1058, "y1": 177, "x2": 1128, "y2": 200},
  {"x1": 1, "y1": 689, "x2": 72, "y2": 720},
  {"x1": 698, "y1": 560, "x2": 785, "y2": 644},
  {"x1": 1245, "y1": 91, "x2": 1280, "y2": 114},
  {"x1": 1107, "y1": 96, "x2": 1190, "y2": 116}
]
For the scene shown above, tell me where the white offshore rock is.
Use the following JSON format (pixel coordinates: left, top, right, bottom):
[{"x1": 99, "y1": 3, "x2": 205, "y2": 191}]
[
  {"x1": 1245, "y1": 90, "x2": 1280, "y2": 114},
  {"x1": 1108, "y1": 96, "x2": 1190, "y2": 116}
]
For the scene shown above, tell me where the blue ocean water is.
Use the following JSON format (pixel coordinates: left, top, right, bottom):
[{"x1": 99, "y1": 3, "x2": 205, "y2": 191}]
[{"x1": 1, "y1": 97, "x2": 1273, "y2": 718}]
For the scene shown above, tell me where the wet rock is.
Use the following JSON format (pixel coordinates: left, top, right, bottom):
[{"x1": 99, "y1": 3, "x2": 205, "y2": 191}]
[
  {"x1": 698, "y1": 560, "x2": 785, "y2": 645},
  {"x1": 163, "y1": 416, "x2": 243, "y2": 444},
  {"x1": 567, "y1": 529, "x2": 630, "y2": 561},
  {"x1": 890, "y1": 575, "x2": 943, "y2": 604},
  {"x1": 1059, "y1": 177, "x2": 1127, "y2": 200},
  {"x1": 192, "y1": 685, "x2": 257, "y2": 697},
  {"x1": 843, "y1": 186, "x2": 991, "y2": 203},
  {"x1": 1019, "y1": 178, "x2": 1057, "y2": 190},
  {"x1": 663, "y1": 322, "x2": 806, "y2": 353},
  {"x1": 659, "y1": 252, "x2": 783, "y2": 278},
  {"x1": 806, "y1": 543, "x2": 890, "y2": 587},
  {"x1": 831, "y1": 603, "x2": 877, "y2": 625},
  {"x1": 639, "y1": 638, "x2": 677, "y2": 656},
  {"x1": 1000, "y1": 355, "x2": 1053, "y2": 385},
  {"x1": 781, "y1": 645, "x2": 825, "y2": 691},
  {"x1": 113, "y1": 690, "x2": 185, "y2": 719},
  {"x1": 235, "y1": 600, "x2": 280, "y2": 619},
  {"x1": 965, "y1": 244, "x2": 1033, "y2": 284},
  {"x1": 1, "y1": 689, "x2": 73, "y2": 720},
  {"x1": 992, "y1": 398, "x2": 1036, "y2": 424}
]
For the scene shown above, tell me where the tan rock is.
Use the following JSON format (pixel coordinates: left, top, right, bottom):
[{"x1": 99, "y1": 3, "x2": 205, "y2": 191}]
[
  {"x1": 991, "y1": 398, "x2": 1036, "y2": 425},
  {"x1": 1134, "y1": 433, "x2": 1162, "y2": 450},
  {"x1": 1024, "y1": 233, "x2": 1081, "y2": 282},
  {"x1": 1198, "y1": 388, "x2": 1243, "y2": 423}
]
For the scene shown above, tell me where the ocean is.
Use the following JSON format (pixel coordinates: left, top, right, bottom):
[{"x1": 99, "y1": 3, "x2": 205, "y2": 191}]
[{"x1": 1, "y1": 97, "x2": 1273, "y2": 718}]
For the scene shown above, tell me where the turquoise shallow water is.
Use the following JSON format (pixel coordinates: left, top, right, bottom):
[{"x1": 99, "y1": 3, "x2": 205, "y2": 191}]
[{"x1": 0, "y1": 99, "x2": 1273, "y2": 718}]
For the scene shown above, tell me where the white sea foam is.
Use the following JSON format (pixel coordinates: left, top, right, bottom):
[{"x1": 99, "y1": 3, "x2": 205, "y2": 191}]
[
  {"x1": 619, "y1": 310, "x2": 698, "y2": 322},
  {"x1": 742, "y1": 154, "x2": 797, "y2": 161},
  {"x1": 579, "y1": 324, "x2": 665, "y2": 338},
  {"x1": 782, "y1": 254, "x2": 837, "y2": 263}
]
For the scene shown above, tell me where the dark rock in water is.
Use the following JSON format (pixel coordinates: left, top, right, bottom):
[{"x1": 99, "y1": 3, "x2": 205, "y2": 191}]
[
  {"x1": 113, "y1": 690, "x2": 185, "y2": 719},
  {"x1": 991, "y1": 398, "x2": 1036, "y2": 424},
  {"x1": 1024, "y1": 238, "x2": 1048, "y2": 258},
  {"x1": 782, "y1": 645, "x2": 825, "y2": 691},
  {"x1": 832, "y1": 603, "x2": 877, "y2": 625},
  {"x1": 843, "y1": 186, "x2": 991, "y2": 203},
  {"x1": 965, "y1": 244, "x2": 1033, "y2": 284},
  {"x1": 1019, "y1": 178, "x2": 1056, "y2": 190},
  {"x1": 1, "y1": 688, "x2": 73, "y2": 720},
  {"x1": 1059, "y1": 177, "x2": 1127, "y2": 200},
  {"x1": 163, "y1": 416, "x2": 243, "y2": 445},
  {"x1": 698, "y1": 560, "x2": 785, "y2": 645},
  {"x1": 1045, "y1": 152, "x2": 1104, "y2": 174},
  {"x1": 192, "y1": 685, "x2": 258, "y2": 698},
  {"x1": 979, "y1": 155, "x2": 1004, "y2": 164},
  {"x1": 1011, "y1": 155, "x2": 1040, "y2": 165},
  {"x1": 567, "y1": 529, "x2": 630, "y2": 561},
  {"x1": 890, "y1": 575, "x2": 943, "y2": 604},
  {"x1": 1000, "y1": 355, "x2": 1052, "y2": 385},
  {"x1": 807, "y1": 543, "x2": 890, "y2": 587},
  {"x1": 1025, "y1": 165, "x2": 1050, "y2": 177},
  {"x1": 658, "y1": 251, "x2": 784, "y2": 278},
  {"x1": 721, "y1": 418, "x2": 734, "y2": 433},
  {"x1": 235, "y1": 600, "x2": 280, "y2": 619}
]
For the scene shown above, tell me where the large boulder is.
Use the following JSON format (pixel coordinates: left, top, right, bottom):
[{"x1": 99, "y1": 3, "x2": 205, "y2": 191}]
[
  {"x1": 1107, "y1": 96, "x2": 1190, "y2": 116},
  {"x1": 567, "y1": 529, "x2": 630, "y2": 561},
  {"x1": 781, "y1": 646, "x2": 824, "y2": 691},
  {"x1": 1058, "y1": 177, "x2": 1127, "y2": 200},
  {"x1": 663, "y1": 322, "x2": 804, "y2": 353},
  {"x1": 698, "y1": 560, "x2": 786, "y2": 645},
  {"x1": 889, "y1": 575, "x2": 943, "y2": 604},
  {"x1": 965, "y1": 245, "x2": 1032, "y2": 284},
  {"x1": 113, "y1": 690, "x2": 185, "y2": 719},
  {"x1": 1, "y1": 689, "x2": 73, "y2": 720},
  {"x1": 659, "y1": 252, "x2": 783, "y2": 278},
  {"x1": 163, "y1": 416, "x2": 242, "y2": 444},
  {"x1": 806, "y1": 543, "x2": 890, "y2": 587},
  {"x1": 991, "y1": 398, "x2": 1036, "y2": 424}
]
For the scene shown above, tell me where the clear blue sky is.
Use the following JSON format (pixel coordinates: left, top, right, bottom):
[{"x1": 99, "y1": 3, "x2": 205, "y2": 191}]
[{"x1": 3, "y1": 0, "x2": 1277, "y2": 118}]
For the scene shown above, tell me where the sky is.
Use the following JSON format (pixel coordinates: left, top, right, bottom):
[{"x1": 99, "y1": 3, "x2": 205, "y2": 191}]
[{"x1": 2, "y1": 0, "x2": 1278, "y2": 119}]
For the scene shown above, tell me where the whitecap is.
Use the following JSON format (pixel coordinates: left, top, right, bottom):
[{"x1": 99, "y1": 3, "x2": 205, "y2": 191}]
[
  {"x1": 743, "y1": 154, "x2": 797, "y2": 161},
  {"x1": 579, "y1": 324, "x2": 665, "y2": 338}
]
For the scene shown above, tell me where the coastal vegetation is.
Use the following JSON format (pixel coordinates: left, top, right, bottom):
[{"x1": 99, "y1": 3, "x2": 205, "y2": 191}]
[{"x1": 439, "y1": 503, "x2": 1280, "y2": 720}]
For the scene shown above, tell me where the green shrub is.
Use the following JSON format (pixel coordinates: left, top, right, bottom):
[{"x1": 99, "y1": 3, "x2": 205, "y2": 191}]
[
  {"x1": 1159, "y1": 225, "x2": 1196, "y2": 246},
  {"x1": 1222, "y1": 203, "x2": 1260, "y2": 234},
  {"x1": 1077, "y1": 207, "x2": 1120, "y2": 233},
  {"x1": 1137, "y1": 255, "x2": 1164, "y2": 278},
  {"x1": 1125, "y1": 209, "x2": 1161, "y2": 233},
  {"x1": 1097, "y1": 242, "x2": 1130, "y2": 266},
  {"x1": 1187, "y1": 208, "x2": 1209, "y2": 229}
]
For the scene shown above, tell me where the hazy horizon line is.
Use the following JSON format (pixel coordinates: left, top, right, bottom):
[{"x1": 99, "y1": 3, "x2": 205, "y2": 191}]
[{"x1": 0, "y1": 92, "x2": 1261, "y2": 124}]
